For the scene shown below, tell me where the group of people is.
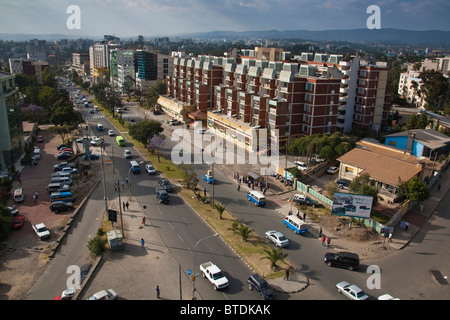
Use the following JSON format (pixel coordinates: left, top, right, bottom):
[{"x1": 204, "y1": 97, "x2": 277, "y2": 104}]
[{"x1": 233, "y1": 172, "x2": 269, "y2": 195}]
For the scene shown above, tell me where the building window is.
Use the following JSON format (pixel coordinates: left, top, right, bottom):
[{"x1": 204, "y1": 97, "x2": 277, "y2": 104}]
[
  {"x1": 304, "y1": 104, "x2": 310, "y2": 112},
  {"x1": 389, "y1": 141, "x2": 396, "y2": 147},
  {"x1": 360, "y1": 70, "x2": 367, "y2": 77}
]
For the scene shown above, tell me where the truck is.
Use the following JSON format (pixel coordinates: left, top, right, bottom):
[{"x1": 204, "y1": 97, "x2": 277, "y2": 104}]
[
  {"x1": 155, "y1": 186, "x2": 170, "y2": 204},
  {"x1": 202, "y1": 170, "x2": 216, "y2": 184},
  {"x1": 199, "y1": 261, "x2": 229, "y2": 290}
]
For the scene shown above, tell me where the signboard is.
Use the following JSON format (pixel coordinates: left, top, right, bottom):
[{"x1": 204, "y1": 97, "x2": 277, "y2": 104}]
[{"x1": 331, "y1": 192, "x2": 373, "y2": 219}]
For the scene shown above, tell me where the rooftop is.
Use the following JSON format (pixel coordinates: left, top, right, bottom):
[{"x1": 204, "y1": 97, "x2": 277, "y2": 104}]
[{"x1": 386, "y1": 129, "x2": 450, "y2": 150}]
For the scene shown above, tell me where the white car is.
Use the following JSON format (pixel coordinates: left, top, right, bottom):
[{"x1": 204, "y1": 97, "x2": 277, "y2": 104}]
[
  {"x1": 88, "y1": 289, "x2": 118, "y2": 300},
  {"x1": 378, "y1": 294, "x2": 400, "y2": 300},
  {"x1": 91, "y1": 138, "x2": 103, "y2": 146},
  {"x1": 145, "y1": 164, "x2": 156, "y2": 175},
  {"x1": 124, "y1": 149, "x2": 132, "y2": 159},
  {"x1": 108, "y1": 130, "x2": 115, "y2": 136},
  {"x1": 265, "y1": 230, "x2": 289, "y2": 247},
  {"x1": 33, "y1": 223, "x2": 50, "y2": 240},
  {"x1": 7, "y1": 206, "x2": 19, "y2": 215},
  {"x1": 61, "y1": 167, "x2": 78, "y2": 174},
  {"x1": 336, "y1": 281, "x2": 369, "y2": 300},
  {"x1": 326, "y1": 166, "x2": 339, "y2": 174},
  {"x1": 293, "y1": 161, "x2": 307, "y2": 171}
]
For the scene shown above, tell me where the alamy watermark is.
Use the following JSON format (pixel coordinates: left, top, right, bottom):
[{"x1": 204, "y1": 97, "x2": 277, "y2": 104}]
[
  {"x1": 366, "y1": 5, "x2": 381, "y2": 29},
  {"x1": 66, "y1": 5, "x2": 81, "y2": 30}
]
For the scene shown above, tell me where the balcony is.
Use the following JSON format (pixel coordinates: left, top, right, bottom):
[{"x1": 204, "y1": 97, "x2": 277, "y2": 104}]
[
  {"x1": 339, "y1": 96, "x2": 348, "y2": 103},
  {"x1": 340, "y1": 87, "x2": 349, "y2": 94}
]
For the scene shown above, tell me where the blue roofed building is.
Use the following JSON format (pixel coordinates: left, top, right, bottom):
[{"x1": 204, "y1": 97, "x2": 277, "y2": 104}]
[{"x1": 384, "y1": 129, "x2": 450, "y2": 159}]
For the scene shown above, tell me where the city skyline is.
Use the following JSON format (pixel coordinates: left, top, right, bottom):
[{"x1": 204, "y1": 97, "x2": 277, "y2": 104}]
[{"x1": 0, "y1": 0, "x2": 449, "y2": 39}]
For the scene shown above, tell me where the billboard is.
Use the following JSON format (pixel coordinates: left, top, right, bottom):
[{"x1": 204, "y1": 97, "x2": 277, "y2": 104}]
[{"x1": 331, "y1": 192, "x2": 374, "y2": 219}]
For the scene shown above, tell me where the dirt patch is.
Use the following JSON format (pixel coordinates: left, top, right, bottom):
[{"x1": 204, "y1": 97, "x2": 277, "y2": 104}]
[{"x1": 318, "y1": 214, "x2": 393, "y2": 260}]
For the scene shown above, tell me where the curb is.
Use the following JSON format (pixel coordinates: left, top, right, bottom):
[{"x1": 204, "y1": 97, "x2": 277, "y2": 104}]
[{"x1": 48, "y1": 179, "x2": 101, "y2": 260}]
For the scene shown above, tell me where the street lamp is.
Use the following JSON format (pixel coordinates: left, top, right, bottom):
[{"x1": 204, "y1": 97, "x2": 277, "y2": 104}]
[{"x1": 191, "y1": 233, "x2": 219, "y2": 300}]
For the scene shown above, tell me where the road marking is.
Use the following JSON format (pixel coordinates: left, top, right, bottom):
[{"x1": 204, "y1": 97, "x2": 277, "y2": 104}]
[
  {"x1": 177, "y1": 234, "x2": 184, "y2": 242},
  {"x1": 168, "y1": 221, "x2": 174, "y2": 230}
]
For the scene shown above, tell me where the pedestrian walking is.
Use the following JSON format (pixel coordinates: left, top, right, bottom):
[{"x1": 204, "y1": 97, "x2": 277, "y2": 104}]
[
  {"x1": 121, "y1": 180, "x2": 125, "y2": 188},
  {"x1": 204, "y1": 189, "x2": 206, "y2": 198},
  {"x1": 303, "y1": 212, "x2": 306, "y2": 221},
  {"x1": 33, "y1": 194, "x2": 36, "y2": 203},
  {"x1": 420, "y1": 203, "x2": 424, "y2": 213},
  {"x1": 322, "y1": 236, "x2": 326, "y2": 246},
  {"x1": 122, "y1": 202, "x2": 126, "y2": 211},
  {"x1": 140, "y1": 238, "x2": 145, "y2": 249},
  {"x1": 388, "y1": 233, "x2": 393, "y2": 242},
  {"x1": 326, "y1": 237, "x2": 331, "y2": 248},
  {"x1": 114, "y1": 183, "x2": 117, "y2": 192},
  {"x1": 125, "y1": 201, "x2": 129, "y2": 210},
  {"x1": 237, "y1": 184, "x2": 240, "y2": 191},
  {"x1": 319, "y1": 227, "x2": 322, "y2": 237},
  {"x1": 142, "y1": 216, "x2": 146, "y2": 225},
  {"x1": 35, "y1": 191, "x2": 39, "y2": 200},
  {"x1": 284, "y1": 268, "x2": 290, "y2": 280},
  {"x1": 156, "y1": 285, "x2": 160, "y2": 298}
]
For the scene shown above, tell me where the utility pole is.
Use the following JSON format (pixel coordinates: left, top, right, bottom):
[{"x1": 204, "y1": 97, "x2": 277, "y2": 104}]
[{"x1": 118, "y1": 179, "x2": 124, "y2": 237}]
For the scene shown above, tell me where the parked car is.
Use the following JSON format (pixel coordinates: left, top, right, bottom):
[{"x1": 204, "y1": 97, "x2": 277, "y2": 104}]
[
  {"x1": 292, "y1": 194, "x2": 318, "y2": 207},
  {"x1": 36, "y1": 136, "x2": 44, "y2": 143},
  {"x1": 312, "y1": 154, "x2": 325, "y2": 163},
  {"x1": 158, "y1": 178, "x2": 173, "y2": 193},
  {"x1": 50, "y1": 201, "x2": 74, "y2": 213},
  {"x1": 145, "y1": 164, "x2": 156, "y2": 175},
  {"x1": 88, "y1": 289, "x2": 118, "y2": 300},
  {"x1": 32, "y1": 222, "x2": 50, "y2": 240},
  {"x1": 326, "y1": 166, "x2": 339, "y2": 174},
  {"x1": 54, "y1": 162, "x2": 76, "y2": 171},
  {"x1": 57, "y1": 144, "x2": 71, "y2": 150},
  {"x1": 247, "y1": 273, "x2": 275, "y2": 300},
  {"x1": 53, "y1": 288, "x2": 76, "y2": 300},
  {"x1": 265, "y1": 230, "x2": 289, "y2": 247},
  {"x1": 12, "y1": 215, "x2": 25, "y2": 230},
  {"x1": 336, "y1": 281, "x2": 369, "y2": 300},
  {"x1": 7, "y1": 205, "x2": 19, "y2": 215},
  {"x1": 57, "y1": 152, "x2": 73, "y2": 160},
  {"x1": 168, "y1": 119, "x2": 180, "y2": 125},
  {"x1": 293, "y1": 161, "x2": 308, "y2": 171},
  {"x1": 324, "y1": 251, "x2": 360, "y2": 271},
  {"x1": 337, "y1": 179, "x2": 351, "y2": 189},
  {"x1": 83, "y1": 154, "x2": 100, "y2": 160},
  {"x1": 108, "y1": 130, "x2": 115, "y2": 136}
]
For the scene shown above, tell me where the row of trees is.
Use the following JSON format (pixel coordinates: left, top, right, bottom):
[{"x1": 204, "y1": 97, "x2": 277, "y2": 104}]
[{"x1": 288, "y1": 132, "x2": 356, "y2": 163}]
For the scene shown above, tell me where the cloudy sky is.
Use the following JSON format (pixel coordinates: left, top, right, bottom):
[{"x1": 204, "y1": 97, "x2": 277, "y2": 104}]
[{"x1": 1, "y1": 0, "x2": 449, "y2": 37}]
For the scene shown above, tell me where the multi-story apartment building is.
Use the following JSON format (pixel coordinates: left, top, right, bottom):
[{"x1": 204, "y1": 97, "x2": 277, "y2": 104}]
[
  {"x1": 398, "y1": 70, "x2": 426, "y2": 109},
  {"x1": 0, "y1": 72, "x2": 24, "y2": 172},
  {"x1": 72, "y1": 53, "x2": 90, "y2": 76},
  {"x1": 8, "y1": 58, "x2": 50, "y2": 85},
  {"x1": 163, "y1": 48, "x2": 392, "y2": 151}
]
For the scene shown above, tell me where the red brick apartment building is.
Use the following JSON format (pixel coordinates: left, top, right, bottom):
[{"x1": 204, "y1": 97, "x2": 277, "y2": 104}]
[{"x1": 163, "y1": 49, "x2": 391, "y2": 151}]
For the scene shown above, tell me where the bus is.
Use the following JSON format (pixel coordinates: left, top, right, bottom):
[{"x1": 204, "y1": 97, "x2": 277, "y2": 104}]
[
  {"x1": 116, "y1": 135, "x2": 125, "y2": 146},
  {"x1": 283, "y1": 215, "x2": 308, "y2": 235},
  {"x1": 247, "y1": 190, "x2": 266, "y2": 207}
]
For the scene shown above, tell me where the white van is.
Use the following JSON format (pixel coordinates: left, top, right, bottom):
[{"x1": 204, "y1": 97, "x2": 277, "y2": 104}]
[
  {"x1": 14, "y1": 188, "x2": 24, "y2": 203},
  {"x1": 51, "y1": 176, "x2": 73, "y2": 186}
]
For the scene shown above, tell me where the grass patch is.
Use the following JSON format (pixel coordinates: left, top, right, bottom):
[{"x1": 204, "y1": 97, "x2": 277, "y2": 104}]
[{"x1": 370, "y1": 210, "x2": 391, "y2": 225}]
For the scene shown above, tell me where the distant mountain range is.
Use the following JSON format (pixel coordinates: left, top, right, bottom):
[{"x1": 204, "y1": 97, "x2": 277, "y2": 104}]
[
  {"x1": 178, "y1": 28, "x2": 450, "y2": 46},
  {"x1": 1, "y1": 28, "x2": 450, "y2": 46}
]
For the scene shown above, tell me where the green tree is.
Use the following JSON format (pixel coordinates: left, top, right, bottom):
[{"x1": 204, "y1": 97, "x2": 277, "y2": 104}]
[
  {"x1": 129, "y1": 120, "x2": 164, "y2": 145},
  {"x1": 0, "y1": 177, "x2": 13, "y2": 203},
  {"x1": 349, "y1": 173, "x2": 378, "y2": 206},
  {"x1": 235, "y1": 223, "x2": 252, "y2": 242},
  {"x1": 419, "y1": 69, "x2": 450, "y2": 113},
  {"x1": 0, "y1": 204, "x2": 13, "y2": 241},
  {"x1": 87, "y1": 236, "x2": 107, "y2": 258},
  {"x1": 399, "y1": 177, "x2": 430, "y2": 202},
  {"x1": 261, "y1": 247, "x2": 288, "y2": 271},
  {"x1": 215, "y1": 203, "x2": 226, "y2": 220}
]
